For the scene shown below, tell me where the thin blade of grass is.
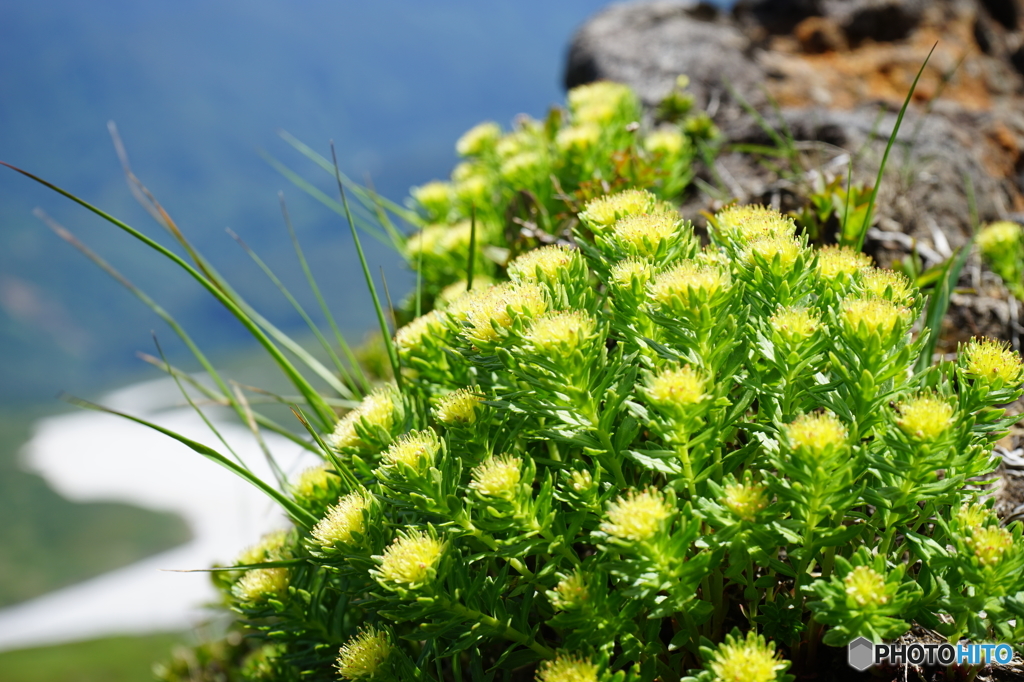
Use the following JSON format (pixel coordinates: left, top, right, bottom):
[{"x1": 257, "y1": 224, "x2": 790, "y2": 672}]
[
  {"x1": 64, "y1": 394, "x2": 318, "y2": 528},
  {"x1": 231, "y1": 382, "x2": 287, "y2": 489},
  {"x1": 363, "y1": 173, "x2": 409, "y2": 252},
  {"x1": 226, "y1": 227, "x2": 353, "y2": 398},
  {"x1": 277, "y1": 129, "x2": 419, "y2": 224},
  {"x1": 257, "y1": 148, "x2": 394, "y2": 249},
  {"x1": 856, "y1": 43, "x2": 937, "y2": 252},
  {"x1": 380, "y1": 267, "x2": 397, "y2": 335},
  {"x1": 8, "y1": 163, "x2": 337, "y2": 430},
  {"x1": 290, "y1": 406, "x2": 359, "y2": 490},
  {"x1": 280, "y1": 193, "x2": 371, "y2": 396},
  {"x1": 330, "y1": 143, "x2": 403, "y2": 391},
  {"x1": 135, "y1": 353, "x2": 323, "y2": 453},
  {"x1": 916, "y1": 238, "x2": 973, "y2": 373},
  {"x1": 467, "y1": 206, "x2": 477, "y2": 291},
  {"x1": 152, "y1": 333, "x2": 247, "y2": 469},
  {"x1": 163, "y1": 558, "x2": 307, "y2": 572}
]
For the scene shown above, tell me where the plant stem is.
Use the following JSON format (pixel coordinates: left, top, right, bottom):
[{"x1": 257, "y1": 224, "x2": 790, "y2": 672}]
[{"x1": 441, "y1": 599, "x2": 555, "y2": 659}]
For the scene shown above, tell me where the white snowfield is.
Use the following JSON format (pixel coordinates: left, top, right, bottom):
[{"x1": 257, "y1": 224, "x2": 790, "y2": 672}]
[{"x1": 0, "y1": 378, "x2": 319, "y2": 652}]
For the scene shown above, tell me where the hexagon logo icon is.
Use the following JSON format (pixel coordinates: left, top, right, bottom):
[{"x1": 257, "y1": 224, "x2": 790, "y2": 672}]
[{"x1": 848, "y1": 637, "x2": 875, "y2": 671}]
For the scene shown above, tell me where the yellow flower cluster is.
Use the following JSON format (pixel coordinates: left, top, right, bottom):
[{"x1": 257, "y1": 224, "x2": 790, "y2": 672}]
[
  {"x1": 960, "y1": 337, "x2": 1024, "y2": 386},
  {"x1": 380, "y1": 429, "x2": 440, "y2": 470},
  {"x1": 645, "y1": 365, "x2": 707, "y2": 407},
  {"x1": 785, "y1": 412, "x2": 848, "y2": 457},
  {"x1": 507, "y1": 244, "x2": 578, "y2": 282},
  {"x1": 536, "y1": 653, "x2": 599, "y2": 682},
  {"x1": 524, "y1": 310, "x2": 597, "y2": 355},
  {"x1": 649, "y1": 261, "x2": 728, "y2": 308},
  {"x1": 817, "y1": 245, "x2": 872, "y2": 280},
  {"x1": 708, "y1": 631, "x2": 787, "y2": 682},
  {"x1": 311, "y1": 490, "x2": 370, "y2": 548},
  {"x1": 376, "y1": 532, "x2": 445, "y2": 587},
  {"x1": 896, "y1": 394, "x2": 954, "y2": 441},
  {"x1": 843, "y1": 565, "x2": 889, "y2": 607},
  {"x1": 601, "y1": 488, "x2": 672, "y2": 542},
  {"x1": 328, "y1": 386, "x2": 397, "y2": 451},
  {"x1": 713, "y1": 204, "x2": 795, "y2": 245},
  {"x1": 470, "y1": 454, "x2": 522, "y2": 499},
  {"x1": 336, "y1": 627, "x2": 392, "y2": 680},
  {"x1": 460, "y1": 282, "x2": 548, "y2": 344},
  {"x1": 434, "y1": 387, "x2": 483, "y2": 425},
  {"x1": 723, "y1": 480, "x2": 769, "y2": 522},
  {"x1": 770, "y1": 306, "x2": 820, "y2": 343},
  {"x1": 578, "y1": 189, "x2": 662, "y2": 232},
  {"x1": 550, "y1": 572, "x2": 590, "y2": 610},
  {"x1": 233, "y1": 567, "x2": 289, "y2": 604}
]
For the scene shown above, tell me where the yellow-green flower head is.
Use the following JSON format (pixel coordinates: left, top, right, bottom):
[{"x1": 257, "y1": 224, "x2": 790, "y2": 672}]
[
  {"x1": 969, "y1": 525, "x2": 1013, "y2": 567},
  {"x1": 438, "y1": 220, "x2": 475, "y2": 253},
  {"x1": 451, "y1": 160, "x2": 483, "y2": 183},
  {"x1": 839, "y1": 296, "x2": 911, "y2": 341},
  {"x1": 456, "y1": 121, "x2": 502, "y2": 157},
  {"x1": 328, "y1": 386, "x2": 397, "y2": 451},
  {"x1": 568, "y1": 80, "x2": 633, "y2": 114},
  {"x1": 508, "y1": 244, "x2": 578, "y2": 282},
  {"x1": 713, "y1": 205, "x2": 796, "y2": 244},
  {"x1": 578, "y1": 189, "x2": 661, "y2": 233},
  {"x1": 235, "y1": 529, "x2": 289, "y2": 566},
  {"x1": 956, "y1": 502, "x2": 993, "y2": 532},
  {"x1": 744, "y1": 233, "x2": 804, "y2": 269},
  {"x1": 602, "y1": 488, "x2": 673, "y2": 542},
  {"x1": 445, "y1": 285, "x2": 494, "y2": 323},
  {"x1": 233, "y1": 567, "x2": 289, "y2": 603},
  {"x1": 816, "y1": 245, "x2": 872, "y2": 280},
  {"x1": 960, "y1": 337, "x2": 1024, "y2": 386},
  {"x1": 570, "y1": 469, "x2": 594, "y2": 494},
  {"x1": 859, "y1": 268, "x2": 914, "y2": 304},
  {"x1": 977, "y1": 220, "x2": 1023, "y2": 257},
  {"x1": 500, "y1": 150, "x2": 546, "y2": 181},
  {"x1": 609, "y1": 257, "x2": 655, "y2": 289},
  {"x1": 896, "y1": 394, "x2": 954, "y2": 441},
  {"x1": 406, "y1": 224, "x2": 448, "y2": 259},
  {"x1": 612, "y1": 212, "x2": 681, "y2": 256},
  {"x1": 311, "y1": 490, "x2": 370, "y2": 548},
  {"x1": 536, "y1": 653, "x2": 599, "y2": 682},
  {"x1": 336, "y1": 626, "x2": 392, "y2": 680},
  {"x1": 495, "y1": 129, "x2": 536, "y2": 160},
  {"x1": 290, "y1": 463, "x2": 336, "y2": 502},
  {"x1": 649, "y1": 261, "x2": 729, "y2": 309},
  {"x1": 551, "y1": 572, "x2": 590, "y2": 610},
  {"x1": 381, "y1": 429, "x2": 440, "y2": 470},
  {"x1": 470, "y1": 454, "x2": 522, "y2": 499},
  {"x1": 707, "y1": 630, "x2": 788, "y2": 682},
  {"x1": 434, "y1": 387, "x2": 483, "y2": 425},
  {"x1": 454, "y1": 174, "x2": 492, "y2": 206},
  {"x1": 770, "y1": 306, "x2": 820, "y2": 343},
  {"x1": 410, "y1": 181, "x2": 452, "y2": 218},
  {"x1": 645, "y1": 364, "x2": 707, "y2": 407},
  {"x1": 645, "y1": 128, "x2": 686, "y2": 156},
  {"x1": 785, "y1": 412, "x2": 848, "y2": 457},
  {"x1": 377, "y1": 531, "x2": 445, "y2": 587},
  {"x1": 524, "y1": 310, "x2": 598, "y2": 355},
  {"x1": 556, "y1": 123, "x2": 602, "y2": 153},
  {"x1": 463, "y1": 282, "x2": 548, "y2": 343},
  {"x1": 395, "y1": 310, "x2": 446, "y2": 356},
  {"x1": 435, "y1": 277, "x2": 495, "y2": 309},
  {"x1": 723, "y1": 480, "x2": 769, "y2": 522},
  {"x1": 844, "y1": 565, "x2": 889, "y2": 607}
]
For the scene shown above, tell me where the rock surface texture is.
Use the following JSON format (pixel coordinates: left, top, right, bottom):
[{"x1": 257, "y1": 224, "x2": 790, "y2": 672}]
[{"x1": 567, "y1": 0, "x2": 1024, "y2": 519}]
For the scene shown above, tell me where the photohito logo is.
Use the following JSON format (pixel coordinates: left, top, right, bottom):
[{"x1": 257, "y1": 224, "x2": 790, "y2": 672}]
[{"x1": 847, "y1": 637, "x2": 1014, "y2": 671}]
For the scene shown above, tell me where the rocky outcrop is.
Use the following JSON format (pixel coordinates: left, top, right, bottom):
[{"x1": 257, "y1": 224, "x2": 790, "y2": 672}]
[{"x1": 565, "y1": 0, "x2": 1024, "y2": 258}]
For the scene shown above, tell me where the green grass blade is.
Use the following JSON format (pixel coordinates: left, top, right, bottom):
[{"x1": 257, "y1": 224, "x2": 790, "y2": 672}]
[
  {"x1": 231, "y1": 382, "x2": 287, "y2": 489},
  {"x1": 64, "y1": 395, "x2": 319, "y2": 528},
  {"x1": 280, "y1": 193, "x2": 371, "y2": 396},
  {"x1": 291, "y1": 406, "x2": 359, "y2": 491},
  {"x1": 151, "y1": 333, "x2": 248, "y2": 469},
  {"x1": 856, "y1": 43, "x2": 936, "y2": 252},
  {"x1": 7, "y1": 162, "x2": 338, "y2": 430},
  {"x1": 276, "y1": 129, "x2": 420, "y2": 224},
  {"x1": 330, "y1": 143, "x2": 403, "y2": 392},
  {"x1": 916, "y1": 237, "x2": 973, "y2": 373},
  {"x1": 226, "y1": 227, "x2": 354, "y2": 399},
  {"x1": 362, "y1": 175, "x2": 409, "y2": 252},
  {"x1": 257, "y1": 148, "x2": 395, "y2": 249},
  {"x1": 467, "y1": 207, "x2": 477, "y2": 291}
]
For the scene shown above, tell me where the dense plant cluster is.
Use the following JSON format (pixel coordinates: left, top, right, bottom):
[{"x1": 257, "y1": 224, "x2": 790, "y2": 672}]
[
  {"x1": 404, "y1": 78, "x2": 716, "y2": 310},
  {"x1": 201, "y1": 189, "x2": 1024, "y2": 681}
]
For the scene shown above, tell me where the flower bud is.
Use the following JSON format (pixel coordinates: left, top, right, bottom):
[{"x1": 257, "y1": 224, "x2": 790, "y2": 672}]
[
  {"x1": 380, "y1": 429, "x2": 440, "y2": 471},
  {"x1": 395, "y1": 310, "x2": 446, "y2": 358},
  {"x1": 969, "y1": 525, "x2": 1013, "y2": 567},
  {"x1": 328, "y1": 386, "x2": 398, "y2": 451},
  {"x1": 410, "y1": 181, "x2": 452, "y2": 220},
  {"x1": 977, "y1": 220, "x2": 1022, "y2": 257},
  {"x1": 536, "y1": 653, "x2": 599, "y2": 682},
  {"x1": 770, "y1": 306, "x2": 820, "y2": 346},
  {"x1": 959, "y1": 337, "x2": 1024, "y2": 388},
  {"x1": 743, "y1": 233, "x2": 804, "y2": 271},
  {"x1": 456, "y1": 121, "x2": 501, "y2": 157},
  {"x1": 233, "y1": 567, "x2": 289, "y2": 604},
  {"x1": 859, "y1": 268, "x2": 914, "y2": 304},
  {"x1": 707, "y1": 631, "x2": 788, "y2": 682},
  {"x1": 470, "y1": 454, "x2": 522, "y2": 499},
  {"x1": 507, "y1": 244, "x2": 581, "y2": 283},
  {"x1": 336, "y1": 626, "x2": 392, "y2": 680},
  {"x1": 723, "y1": 480, "x2": 769, "y2": 522},
  {"x1": 843, "y1": 565, "x2": 889, "y2": 607},
  {"x1": 434, "y1": 387, "x2": 484, "y2": 425},
  {"x1": 645, "y1": 128, "x2": 686, "y2": 157},
  {"x1": 311, "y1": 490, "x2": 371, "y2": 548},
  {"x1": 645, "y1": 364, "x2": 707, "y2": 408},
  {"x1": 523, "y1": 310, "x2": 598, "y2": 356},
  {"x1": 290, "y1": 463, "x2": 341, "y2": 512},
  {"x1": 955, "y1": 502, "x2": 992, "y2": 532},
  {"x1": 578, "y1": 189, "x2": 662, "y2": 233},
  {"x1": 375, "y1": 531, "x2": 445, "y2": 588},
  {"x1": 235, "y1": 529, "x2": 289, "y2": 567},
  {"x1": 838, "y1": 296, "x2": 911, "y2": 346},
  {"x1": 816, "y1": 245, "x2": 872, "y2": 280},
  {"x1": 609, "y1": 257, "x2": 655, "y2": 290},
  {"x1": 550, "y1": 572, "x2": 590, "y2": 610},
  {"x1": 601, "y1": 488, "x2": 673, "y2": 542},
  {"x1": 895, "y1": 394, "x2": 954, "y2": 441},
  {"x1": 611, "y1": 212, "x2": 683, "y2": 257},
  {"x1": 648, "y1": 260, "x2": 729, "y2": 311},
  {"x1": 712, "y1": 204, "x2": 795, "y2": 246},
  {"x1": 784, "y1": 412, "x2": 848, "y2": 458}
]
